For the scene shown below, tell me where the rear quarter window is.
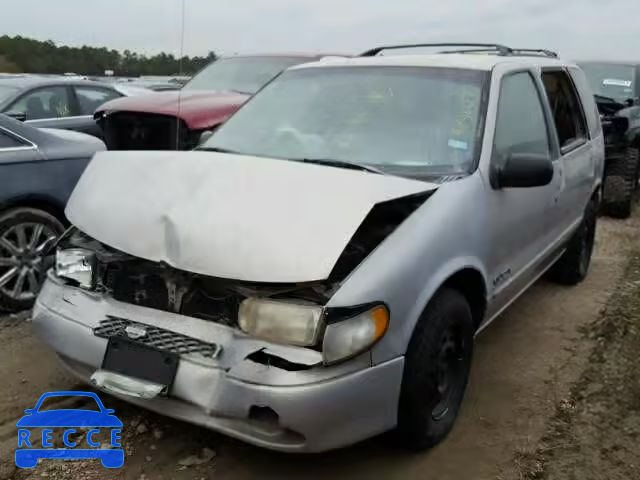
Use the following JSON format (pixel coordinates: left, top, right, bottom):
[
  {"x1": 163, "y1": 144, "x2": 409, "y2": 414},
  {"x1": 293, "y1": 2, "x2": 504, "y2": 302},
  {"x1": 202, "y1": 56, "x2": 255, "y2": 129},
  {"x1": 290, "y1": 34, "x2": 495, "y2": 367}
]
[{"x1": 569, "y1": 67, "x2": 601, "y2": 139}]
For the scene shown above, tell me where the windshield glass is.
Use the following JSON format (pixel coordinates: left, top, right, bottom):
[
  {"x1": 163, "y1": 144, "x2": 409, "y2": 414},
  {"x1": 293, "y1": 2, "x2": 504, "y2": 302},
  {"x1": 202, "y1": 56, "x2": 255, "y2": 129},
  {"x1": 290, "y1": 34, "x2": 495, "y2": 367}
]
[
  {"x1": 202, "y1": 66, "x2": 487, "y2": 176},
  {"x1": 580, "y1": 63, "x2": 636, "y2": 103},
  {"x1": 0, "y1": 84, "x2": 18, "y2": 104},
  {"x1": 182, "y1": 56, "x2": 307, "y2": 94}
]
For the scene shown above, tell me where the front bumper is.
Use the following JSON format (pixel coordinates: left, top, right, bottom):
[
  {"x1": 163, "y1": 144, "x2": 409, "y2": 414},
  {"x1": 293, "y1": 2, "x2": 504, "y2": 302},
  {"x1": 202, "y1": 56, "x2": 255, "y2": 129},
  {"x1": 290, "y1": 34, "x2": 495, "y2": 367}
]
[{"x1": 32, "y1": 275, "x2": 404, "y2": 453}]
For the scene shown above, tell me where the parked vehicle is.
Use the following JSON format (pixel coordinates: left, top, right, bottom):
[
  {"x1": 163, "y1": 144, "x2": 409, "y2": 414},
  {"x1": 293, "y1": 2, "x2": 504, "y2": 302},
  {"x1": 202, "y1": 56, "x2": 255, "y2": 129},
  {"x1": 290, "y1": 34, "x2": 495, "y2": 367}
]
[
  {"x1": 579, "y1": 61, "x2": 640, "y2": 218},
  {"x1": 94, "y1": 54, "x2": 343, "y2": 150},
  {"x1": 0, "y1": 114, "x2": 104, "y2": 311},
  {"x1": 0, "y1": 77, "x2": 144, "y2": 138},
  {"x1": 33, "y1": 44, "x2": 603, "y2": 453}
]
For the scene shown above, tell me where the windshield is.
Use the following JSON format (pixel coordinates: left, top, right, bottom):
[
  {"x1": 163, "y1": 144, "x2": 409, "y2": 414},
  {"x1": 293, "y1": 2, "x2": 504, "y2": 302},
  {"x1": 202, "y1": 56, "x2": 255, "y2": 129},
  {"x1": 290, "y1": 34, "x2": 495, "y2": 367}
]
[
  {"x1": 580, "y1": 63, "x2": 636, "y2": 103},
  {"x1": 0, "y1": 85, "x2": 18, "y2": 104},
  {"x1": 182, "y1": 56, "x2": 307, "y2": 94},
  {"x1": 202, "y1": 66, "x2": 487, "y2": 176}
]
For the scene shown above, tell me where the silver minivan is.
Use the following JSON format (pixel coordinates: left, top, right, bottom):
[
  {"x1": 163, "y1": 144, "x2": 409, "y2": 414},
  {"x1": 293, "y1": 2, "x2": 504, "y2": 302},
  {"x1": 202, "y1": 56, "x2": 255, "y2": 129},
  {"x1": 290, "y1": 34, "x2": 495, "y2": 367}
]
[{"x1": 32, "y1": 44, "x2": 604, "y2": 453}]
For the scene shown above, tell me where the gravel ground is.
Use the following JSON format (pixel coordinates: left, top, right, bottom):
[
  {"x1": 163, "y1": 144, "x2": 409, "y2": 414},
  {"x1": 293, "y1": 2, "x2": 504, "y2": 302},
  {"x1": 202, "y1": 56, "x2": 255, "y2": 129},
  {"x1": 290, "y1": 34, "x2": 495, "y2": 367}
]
[{"x1": 0, "y1": 212, "x2": 638, "y2": 480}]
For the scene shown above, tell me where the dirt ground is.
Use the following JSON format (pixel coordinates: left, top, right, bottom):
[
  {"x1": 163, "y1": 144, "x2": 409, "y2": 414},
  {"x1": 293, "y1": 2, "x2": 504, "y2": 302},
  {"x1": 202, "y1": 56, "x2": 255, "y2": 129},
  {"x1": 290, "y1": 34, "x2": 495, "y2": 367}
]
[{"x1": 0, "y1": 212, "x2": 638, "y2": 480}]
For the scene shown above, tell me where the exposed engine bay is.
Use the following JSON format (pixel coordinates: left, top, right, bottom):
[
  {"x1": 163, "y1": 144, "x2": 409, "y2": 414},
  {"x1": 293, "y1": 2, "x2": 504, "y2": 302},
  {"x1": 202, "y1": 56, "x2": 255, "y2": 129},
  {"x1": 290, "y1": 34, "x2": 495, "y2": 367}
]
[{"x1": 60, "y1": 229, "x2": 336, "y2": 327}]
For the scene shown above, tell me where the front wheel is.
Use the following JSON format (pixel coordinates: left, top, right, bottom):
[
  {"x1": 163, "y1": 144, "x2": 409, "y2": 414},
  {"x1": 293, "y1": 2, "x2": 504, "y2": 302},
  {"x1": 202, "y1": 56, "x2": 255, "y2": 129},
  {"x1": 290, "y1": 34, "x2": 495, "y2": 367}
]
[
  {"x1": 396, "y1": 288, "x2": 474, "y2": 450},
  {"x1": 602, "y1": 147, "x2": 639, "y2": 218},
  {"x1": 0, "y1": 208, "x2": 64, "y2": 312}
]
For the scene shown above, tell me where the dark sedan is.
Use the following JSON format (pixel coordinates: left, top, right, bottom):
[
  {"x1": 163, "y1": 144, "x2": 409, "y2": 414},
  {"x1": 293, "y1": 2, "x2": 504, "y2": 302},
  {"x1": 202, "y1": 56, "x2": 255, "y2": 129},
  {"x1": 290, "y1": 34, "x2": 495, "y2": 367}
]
[
  {"x1": 0, "y1": 77, "x2": 141, "y2": 138},
  {"x1": 0, "y1": 114, "x2": 105, "y2": 311}
]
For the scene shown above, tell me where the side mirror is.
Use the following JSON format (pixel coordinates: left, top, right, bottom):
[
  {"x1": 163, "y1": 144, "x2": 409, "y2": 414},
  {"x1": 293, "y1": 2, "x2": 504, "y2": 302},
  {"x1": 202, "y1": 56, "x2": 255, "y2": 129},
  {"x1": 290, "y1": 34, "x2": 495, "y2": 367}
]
[
  {"x1": 5, "y1": 111, "x2": 27, "y2": 122},
  {"x1": 493, "y1": 153, "x2": 554, "y2": 189},
  {"x1": 23, "y1": 409, "x2": 35, "y2": 415}
]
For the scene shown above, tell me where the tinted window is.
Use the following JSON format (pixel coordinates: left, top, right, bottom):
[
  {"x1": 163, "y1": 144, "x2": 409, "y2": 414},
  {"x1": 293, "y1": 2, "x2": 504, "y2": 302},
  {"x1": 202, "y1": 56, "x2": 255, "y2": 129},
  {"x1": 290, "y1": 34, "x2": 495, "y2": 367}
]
[
  {"x1": 492, "y1": 72, "x2": 550, "y2": 167},
  {"x1": 203, "y1": 67, "x2": 487, "y2": 176},
  {"x1": 542, "y1": 71, "x2": 587, "y2": 150},
  {"x1": 75, "y1": 86, "x2": 121, "y2": 115},
  {"x1": 183, "y1": 56, "x2": 307, "y2": 94},
  {"x1": 10, "y1": 86, "x2": 74, "y2": 120},
  {"x1": 0, "y1": 129, "x2": 26, "y2": 148},
  {"x1": 569, "y1": 67, "x2": 601, "y2": 138}
]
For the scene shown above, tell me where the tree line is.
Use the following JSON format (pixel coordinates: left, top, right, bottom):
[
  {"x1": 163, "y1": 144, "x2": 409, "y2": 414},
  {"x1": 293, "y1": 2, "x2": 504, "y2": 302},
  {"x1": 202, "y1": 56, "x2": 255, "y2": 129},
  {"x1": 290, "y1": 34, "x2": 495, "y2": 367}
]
[{"x1": 0, "y1": 35, "x2": 217, "y2": 76}]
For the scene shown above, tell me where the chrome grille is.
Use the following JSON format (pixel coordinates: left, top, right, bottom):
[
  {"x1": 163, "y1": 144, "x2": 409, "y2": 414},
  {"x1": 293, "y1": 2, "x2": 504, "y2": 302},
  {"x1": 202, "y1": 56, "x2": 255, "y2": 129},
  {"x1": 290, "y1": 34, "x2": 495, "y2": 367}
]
[{"x1": 93, "y1": 316, "x2": 222, "y2": 359}]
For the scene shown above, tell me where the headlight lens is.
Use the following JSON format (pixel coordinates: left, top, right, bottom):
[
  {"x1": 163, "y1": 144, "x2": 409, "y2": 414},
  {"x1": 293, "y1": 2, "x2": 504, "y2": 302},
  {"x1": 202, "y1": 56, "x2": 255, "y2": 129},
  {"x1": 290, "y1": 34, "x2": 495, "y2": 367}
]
[
  {"x1": 55, "y1": 248, "x2": 95, "y2": 289},
  {"x1": 322, "y1": 304, "x2": 389, "y2": 365},
  {"x1": 238, "y1": 298, "x2": 324, "y2": 347}
]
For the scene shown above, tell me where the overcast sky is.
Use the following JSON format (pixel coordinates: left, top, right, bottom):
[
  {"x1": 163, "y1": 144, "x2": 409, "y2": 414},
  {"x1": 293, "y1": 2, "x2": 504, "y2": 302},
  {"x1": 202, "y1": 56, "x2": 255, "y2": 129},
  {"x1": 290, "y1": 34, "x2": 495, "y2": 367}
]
[{"x1": 2, "y1": 0, "x2": 639, "y2": 60}]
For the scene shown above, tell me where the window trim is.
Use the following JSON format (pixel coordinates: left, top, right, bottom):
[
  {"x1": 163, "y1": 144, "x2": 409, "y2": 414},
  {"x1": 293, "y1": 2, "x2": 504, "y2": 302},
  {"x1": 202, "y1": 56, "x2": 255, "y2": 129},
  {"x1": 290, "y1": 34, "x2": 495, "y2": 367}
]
[
  {"x1": 540, "y1": 67, "x2": 590, "y2": 155},
  {"x1": 490, "y1": 68, "x2": 555, "y2": 172},
  {"x1": 7, "y1": 85, "x2": 79, "y2": 121},
  {"x1": 0, "y1": 126, "x2": 37, "y2": 152}
]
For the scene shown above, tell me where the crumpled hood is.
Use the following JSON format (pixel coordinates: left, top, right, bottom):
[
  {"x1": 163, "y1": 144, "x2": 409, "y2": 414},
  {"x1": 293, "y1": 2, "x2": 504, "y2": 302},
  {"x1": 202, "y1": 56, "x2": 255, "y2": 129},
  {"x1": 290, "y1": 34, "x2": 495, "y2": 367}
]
[
  {"x1": 96, "y1": 90, "x2": 249, "y2": 129},
  {"x1": 66, "y1": 151, "x2": 436, "y2": 283}
]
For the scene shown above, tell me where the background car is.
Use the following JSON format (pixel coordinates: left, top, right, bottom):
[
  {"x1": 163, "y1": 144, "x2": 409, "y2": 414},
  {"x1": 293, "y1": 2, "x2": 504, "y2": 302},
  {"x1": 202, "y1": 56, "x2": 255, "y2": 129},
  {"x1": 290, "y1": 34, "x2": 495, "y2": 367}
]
[
  {"x1": 579, "y1": 61, "x2": 640, "y2": 218},
  {"x1": 0, "y1": 76, "x2": 147, "y2": 138},
  {"x1": 0, "y1": 114, "x2": 104, "y2": 311},
  {"x1": 94, "y1": 54, "x2": 345, "y2": 150}
]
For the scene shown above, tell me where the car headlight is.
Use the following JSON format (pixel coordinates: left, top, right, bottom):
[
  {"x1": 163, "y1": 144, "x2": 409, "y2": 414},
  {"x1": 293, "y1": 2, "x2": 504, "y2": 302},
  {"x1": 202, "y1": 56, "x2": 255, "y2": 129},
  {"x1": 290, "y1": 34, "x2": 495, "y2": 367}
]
[
  {"x1": 322, "y1": 304, "x2": 389, "y2": 365},
  {"x1": 55, "y1": 248, "x2": 95, "y2": 289},
  {"x1": 238, "y1": 298, "x2": 324, "y2": 347}
]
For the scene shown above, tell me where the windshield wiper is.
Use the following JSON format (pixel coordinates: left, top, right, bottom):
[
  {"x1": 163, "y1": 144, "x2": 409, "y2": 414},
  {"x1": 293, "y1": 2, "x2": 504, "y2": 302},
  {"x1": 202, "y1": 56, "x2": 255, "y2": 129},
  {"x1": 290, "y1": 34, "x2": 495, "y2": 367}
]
[{"x1": 293, "y1": 158, "x2": 385, "y2": 174}]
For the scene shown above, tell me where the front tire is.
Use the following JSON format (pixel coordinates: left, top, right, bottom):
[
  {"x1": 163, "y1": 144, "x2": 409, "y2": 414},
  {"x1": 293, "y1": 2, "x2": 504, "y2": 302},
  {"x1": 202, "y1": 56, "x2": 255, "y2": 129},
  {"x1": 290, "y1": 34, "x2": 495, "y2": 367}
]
[
  {"x1": 0, "y1": 208, "x2": 64, "y2": 312},
  {"x1": 602, "y1": 147, "x2": 639, "y2": 219},
  {"x1": 549, "y1": 198, "x2": 597, "y2": 285},
  {"x1": 396, "y1": 288, "x2": 474, "y2": 450}
]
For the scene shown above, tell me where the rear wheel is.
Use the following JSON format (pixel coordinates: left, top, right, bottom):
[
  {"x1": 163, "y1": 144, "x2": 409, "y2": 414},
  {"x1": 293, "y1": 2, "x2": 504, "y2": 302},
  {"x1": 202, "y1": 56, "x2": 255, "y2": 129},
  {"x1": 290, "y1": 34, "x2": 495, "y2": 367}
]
[
  {"x1": 0, "y1": 208, "x2": 63, "y2": 312},
  {"x1": 602, "y1": 147, "x2": 639, "y2": 218},
  {"x1": 549, "y1": 198, "x2": 597, "y2": 285},
  {"x1": 396, "y1": 288, "x2": 474, "y2": 450}
]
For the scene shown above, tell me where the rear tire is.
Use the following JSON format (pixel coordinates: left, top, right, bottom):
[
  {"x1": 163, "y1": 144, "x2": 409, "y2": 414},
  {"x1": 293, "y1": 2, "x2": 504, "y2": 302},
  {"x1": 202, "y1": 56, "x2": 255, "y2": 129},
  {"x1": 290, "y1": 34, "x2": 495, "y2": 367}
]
[
  {"x1": 0, "y1": 208, "x2": 64, "y2": 312},
  {"x1": 602, "y1": 147, "x2": 639, "y2": 219},
  {"x1": 396, "y1": 288, "x2": 474, "y2": 450},
  {"x1": 549, "y1": 198, "x2": 597, "y2": 285}
]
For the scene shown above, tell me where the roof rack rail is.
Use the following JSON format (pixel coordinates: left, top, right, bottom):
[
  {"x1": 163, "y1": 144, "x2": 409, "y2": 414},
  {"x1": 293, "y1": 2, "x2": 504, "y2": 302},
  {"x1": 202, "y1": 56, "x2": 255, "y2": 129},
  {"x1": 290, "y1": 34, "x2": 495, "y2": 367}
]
[
  {"x1": 360, "y1": 43, "x2": 513, "y2": 57},
  {"x1": 360, "y1": 43, "x2": 558, "y2": 58}
]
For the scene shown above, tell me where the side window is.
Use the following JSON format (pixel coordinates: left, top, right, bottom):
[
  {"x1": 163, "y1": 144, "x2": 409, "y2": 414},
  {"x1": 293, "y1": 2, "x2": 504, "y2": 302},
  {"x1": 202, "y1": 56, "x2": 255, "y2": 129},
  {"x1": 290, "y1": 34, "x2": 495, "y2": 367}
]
[
  {"x1": 541, "y1": 71, "x2": 588, "y2": 150},
  {"x1": 0, "y1": 129, "x2": 26, "y2": 149},
  {"x1": 568, "y1": 67, "x2": 601, "y2": 138},
  {"x1": 10, "y1": 87, "x2": 74, "y2": 120},
  {"x1": 492, "y1": 72, "x2": 550, "y2": 168},
  {"x1": 75, "y1": 87, "x2": 121, "y2": 115}
]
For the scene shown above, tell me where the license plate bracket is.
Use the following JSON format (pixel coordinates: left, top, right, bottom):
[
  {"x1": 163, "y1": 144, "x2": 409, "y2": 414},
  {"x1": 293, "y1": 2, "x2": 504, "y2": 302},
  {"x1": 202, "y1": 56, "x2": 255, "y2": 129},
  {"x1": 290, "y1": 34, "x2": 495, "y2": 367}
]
[{"x1": 102, "y1": 337, "x2": 178, "y2": 389}]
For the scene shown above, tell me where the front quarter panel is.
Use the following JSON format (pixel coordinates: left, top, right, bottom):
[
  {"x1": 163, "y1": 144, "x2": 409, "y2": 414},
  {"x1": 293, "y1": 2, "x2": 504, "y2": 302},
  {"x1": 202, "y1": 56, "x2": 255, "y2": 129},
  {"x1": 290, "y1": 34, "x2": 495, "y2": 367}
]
[{"x1": 327, "y1": 174, "x2": 490, "y2": 364}]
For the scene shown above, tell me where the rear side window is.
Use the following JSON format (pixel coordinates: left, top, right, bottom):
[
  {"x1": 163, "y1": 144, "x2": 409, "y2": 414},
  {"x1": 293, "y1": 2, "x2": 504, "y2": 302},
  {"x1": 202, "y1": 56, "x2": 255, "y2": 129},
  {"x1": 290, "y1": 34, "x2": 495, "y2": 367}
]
[
  {"x1": 492, "y1": 72, "x2": 550, "y2": 167},
  {"x1": 541, "y1": 70, "x2": 588, "y2": 151},
  {"x1": 568, "y1": 67, "x2": 601, "y2": 138},
  {"x1": 0, "y1": 129, "x2": 26, "y2": 149},
  {"x1": 75, "y1": 87, "x2": 121, "y2": 115}
]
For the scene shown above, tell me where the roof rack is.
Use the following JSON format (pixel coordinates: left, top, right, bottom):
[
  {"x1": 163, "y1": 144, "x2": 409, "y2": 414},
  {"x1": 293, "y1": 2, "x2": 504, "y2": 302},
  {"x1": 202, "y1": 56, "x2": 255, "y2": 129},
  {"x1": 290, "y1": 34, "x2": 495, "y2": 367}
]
[{"x1": 359, "y1": 43, "x2": 558, "y2": 58}]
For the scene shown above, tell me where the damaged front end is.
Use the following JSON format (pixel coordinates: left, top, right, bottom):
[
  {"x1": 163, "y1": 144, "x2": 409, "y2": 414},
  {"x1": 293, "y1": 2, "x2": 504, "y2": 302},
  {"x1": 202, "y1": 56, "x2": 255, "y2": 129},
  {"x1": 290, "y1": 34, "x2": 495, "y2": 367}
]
[{"x1": 34, "y1": 151, "x2": 439, "y2": 451}]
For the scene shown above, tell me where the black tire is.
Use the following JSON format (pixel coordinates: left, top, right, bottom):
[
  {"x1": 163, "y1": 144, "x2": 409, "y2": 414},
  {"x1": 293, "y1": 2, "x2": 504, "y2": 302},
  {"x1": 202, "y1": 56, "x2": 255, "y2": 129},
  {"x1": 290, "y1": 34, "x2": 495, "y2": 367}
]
[
  {"x1": 0, "y1": 208, "x2": 64, "y2": 312},
  {"x1": 549, "y1": 198, "x2": 597, "y2": 286},
  {"x1": 396, "y1": 288, "x2": 474, "y2": 450},
  {"x1": 602, "y1": 147, "x2": 639, "y2": 219}
]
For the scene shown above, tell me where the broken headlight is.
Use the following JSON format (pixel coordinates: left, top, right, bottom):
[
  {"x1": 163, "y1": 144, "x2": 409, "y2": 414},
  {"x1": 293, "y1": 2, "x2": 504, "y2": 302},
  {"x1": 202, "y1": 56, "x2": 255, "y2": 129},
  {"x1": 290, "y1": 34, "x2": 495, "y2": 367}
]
[
  {"x1": 238, "y1": 298, "x2": 324, "y2": 347},
  {"x1": 322, "y1": 304, "x2": 389, "y2": 365},
  {"x1": 55, "y1": 248, "x2": 95, "y2": 289}
]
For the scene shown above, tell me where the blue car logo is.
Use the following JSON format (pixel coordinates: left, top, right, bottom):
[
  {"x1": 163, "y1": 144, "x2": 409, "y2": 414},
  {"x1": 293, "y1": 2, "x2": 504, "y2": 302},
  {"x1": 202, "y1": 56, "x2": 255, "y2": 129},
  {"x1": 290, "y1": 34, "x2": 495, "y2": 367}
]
[{"x1": 16, "y1": 391, "x2": 124, "y2": 469}]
